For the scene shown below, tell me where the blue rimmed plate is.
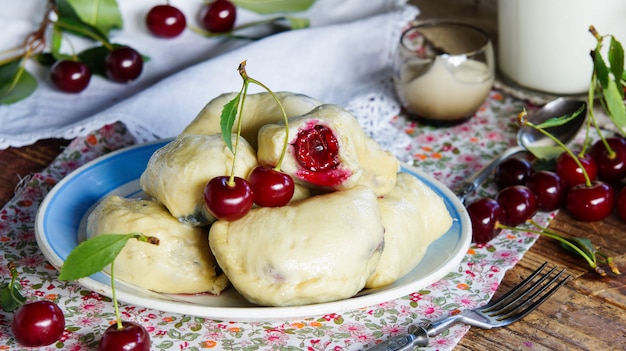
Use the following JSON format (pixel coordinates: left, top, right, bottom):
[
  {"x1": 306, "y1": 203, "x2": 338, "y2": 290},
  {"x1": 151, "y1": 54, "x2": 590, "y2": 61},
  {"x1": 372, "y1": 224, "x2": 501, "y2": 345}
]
[{"x1": 35, "y1": 139, "x2": 471, "y2": 322}]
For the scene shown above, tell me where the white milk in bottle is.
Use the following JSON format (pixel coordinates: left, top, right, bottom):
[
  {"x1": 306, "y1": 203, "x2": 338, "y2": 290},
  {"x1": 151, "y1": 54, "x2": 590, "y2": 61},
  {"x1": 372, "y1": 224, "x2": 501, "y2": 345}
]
[{"x1": 498, "y1": 0, "x2": 626, "y2": 95}]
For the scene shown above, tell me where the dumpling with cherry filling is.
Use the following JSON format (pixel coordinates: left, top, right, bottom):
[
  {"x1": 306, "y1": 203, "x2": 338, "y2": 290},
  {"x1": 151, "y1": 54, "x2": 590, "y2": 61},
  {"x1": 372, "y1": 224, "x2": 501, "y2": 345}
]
[
  {"x1": 208, "y1": 185, "x2": 384, "y2": 306},
  {"x1": 366, "y1": 172, "x2": 453, "y2": 288},
  {"x1": 86, "y1": 195, "x2": 229, "y2": 295},
  {"x1": 181, "y1": 91, "x2": 321, "y2": 149},
  {"x1": 140, "y1": 134, "x2": 257, "y2": 226},
  {"x1": 257, "y1": 104, "x2": 399, "y2": 196}
]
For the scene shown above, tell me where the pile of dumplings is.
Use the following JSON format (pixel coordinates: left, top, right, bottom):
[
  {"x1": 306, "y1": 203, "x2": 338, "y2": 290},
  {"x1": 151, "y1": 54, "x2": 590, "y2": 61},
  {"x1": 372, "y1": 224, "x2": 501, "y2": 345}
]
[{"x1": 87, "y1": 92, "x2": 453, "y2": 307}]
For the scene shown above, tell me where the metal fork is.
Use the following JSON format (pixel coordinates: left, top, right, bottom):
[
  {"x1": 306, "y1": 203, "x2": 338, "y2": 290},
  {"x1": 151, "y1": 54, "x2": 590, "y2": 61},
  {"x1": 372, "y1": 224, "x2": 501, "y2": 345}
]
[{"x1": 365, "y1": 262, "x2": 570, "y2": 351}]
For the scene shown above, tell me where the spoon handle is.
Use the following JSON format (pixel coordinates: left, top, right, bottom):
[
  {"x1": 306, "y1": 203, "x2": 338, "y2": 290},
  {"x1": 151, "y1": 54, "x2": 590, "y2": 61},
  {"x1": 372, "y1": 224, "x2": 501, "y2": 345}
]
[{"x1": 453, "y1": 145, "x2": 525, "y2": 203}]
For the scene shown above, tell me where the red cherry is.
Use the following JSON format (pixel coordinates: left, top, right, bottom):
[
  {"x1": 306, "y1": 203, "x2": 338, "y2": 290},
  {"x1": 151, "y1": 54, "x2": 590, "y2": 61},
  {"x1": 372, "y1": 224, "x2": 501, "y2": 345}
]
[
  {"x1": 50, "y1": 60, "x2": 91, "y2": 93},
  {"x1": 201, "y1": 0, "x2": 237, "y2": 33},
  {"x1": 146, "y1": 5, "x2": 186, "y2": 38},
  {"x1": 525, "y1": 170, "x2": 564, "y2": 212},
  {"x1": 566, "y1": 181, "x2": 614, "y2": 222},
  {"x1": 105, "y1": 47, "x2": 144, "y2": 83},
  {"x1": 98, "y1": 321, "x2": 150, "y2": 351},
  {"x1": 203, "y1": 176, "x2": 254, "y2": 221},
  {"x1": 12, "y1": 300, "x2": 65, "y2": 347},
  {"x1": 248, "y1": 166, "x2": 295, "y2": 207},
  {"x1": 466, "y1": 198, "x2": 503, "y2": 244},
  {"x1": 494, "y1": 157, "x2": 533, "y2": 190},
  {"x1": 555, "y1": 152, "x2": 597, "y2": 188},
  {"x1": 294, "y1": 124, "x2": 340, "y2": 172},
  {"x1": 495, "y1": 185, "x2": 538, "y2": 226},
  {"x1": 590, "y1": 137, "x2": 626, "y2": 182}
]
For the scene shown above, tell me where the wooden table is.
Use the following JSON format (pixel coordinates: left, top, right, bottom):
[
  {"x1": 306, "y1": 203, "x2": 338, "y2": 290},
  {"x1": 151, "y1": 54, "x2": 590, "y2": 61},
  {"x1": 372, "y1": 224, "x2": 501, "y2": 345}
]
[{"x1": 1, "y1": 138, "x2": 624, "y2": 351}]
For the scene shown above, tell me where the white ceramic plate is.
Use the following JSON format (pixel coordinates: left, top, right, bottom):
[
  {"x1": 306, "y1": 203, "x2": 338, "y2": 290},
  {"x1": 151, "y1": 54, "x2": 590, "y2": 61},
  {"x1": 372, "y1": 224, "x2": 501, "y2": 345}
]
[{"x1": 35, "y1": 140, "x2": 471, "y2": 322}]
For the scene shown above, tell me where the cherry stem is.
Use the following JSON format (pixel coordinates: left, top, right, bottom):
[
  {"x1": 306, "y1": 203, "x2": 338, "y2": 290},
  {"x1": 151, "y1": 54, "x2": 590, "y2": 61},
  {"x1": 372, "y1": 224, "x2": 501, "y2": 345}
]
[
  {"x1": 54, "y1": 20, "x2": 114, "y2": 51},
  {"x1": 237, "y1": 61, "x2": 290, "y2": 171},
  {"x1": 110, "y1": 260, "x2": 123, "y2": 330},
  {"x1": 7, "y1": 262, "x2": 25, "y2": 307},
  {"x1": 519, "y1": 110, "x2": 592, "y2": 187},
  {"x1": 498, "y1": 221, "x2": 603, "y2": 275},
  {"x1": 585, "y1": 28, "x2": 616, "y2": 159}
]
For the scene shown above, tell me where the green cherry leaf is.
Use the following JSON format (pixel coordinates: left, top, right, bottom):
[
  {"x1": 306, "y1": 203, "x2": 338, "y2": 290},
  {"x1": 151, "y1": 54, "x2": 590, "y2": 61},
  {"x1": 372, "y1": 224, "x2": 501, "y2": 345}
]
[
  {"x1": 232, "y1": 0, "x2": 316, "y2": 14},
  {"x1": 56, "y1": 0, "x2": 112, "y2": 45},
  {"x1": 0, "y1": 60, "x2": 37, "y2": 105},
  {"x1": 594, "y1": 49, "x2": 610, "y2": 89},
  {"x1": 283, "y1": 16, "x2": 310, "y2": 30},
  {"x1": 220, "y1": 95, "x2": 241, "y2": 152},
  {"x1": 532, "y1": 103, "x2": 586, "y2": 129},
  {"x1": 64, "y1": 0, "x2": 123, "y2": 35},
  {"x1": 0, "y1": 283, "x2": 26, "y2": 312},
  {"x1": 603, "y1": 79, "x2": 626, "y2": 130},
  {"x1": 59, "y1": 233, "x2": 138, "y2": 281},
  {"x1": 608, "y1": 36, "x2": 624, "y2": 97}
]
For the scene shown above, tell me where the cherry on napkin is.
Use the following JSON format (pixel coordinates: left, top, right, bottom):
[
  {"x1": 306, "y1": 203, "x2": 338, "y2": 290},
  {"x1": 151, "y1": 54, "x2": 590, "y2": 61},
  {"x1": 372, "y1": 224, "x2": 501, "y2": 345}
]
[{"x1": 0, "y1": 0, "x2": 416, "y2": 149}]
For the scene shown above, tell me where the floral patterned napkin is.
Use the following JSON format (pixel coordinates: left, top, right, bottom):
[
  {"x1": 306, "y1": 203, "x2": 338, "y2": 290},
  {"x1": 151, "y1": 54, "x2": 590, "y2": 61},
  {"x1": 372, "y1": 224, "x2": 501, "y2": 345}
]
[{"x1": 0, "y1": 90, "x2": 556, "y2": 350}]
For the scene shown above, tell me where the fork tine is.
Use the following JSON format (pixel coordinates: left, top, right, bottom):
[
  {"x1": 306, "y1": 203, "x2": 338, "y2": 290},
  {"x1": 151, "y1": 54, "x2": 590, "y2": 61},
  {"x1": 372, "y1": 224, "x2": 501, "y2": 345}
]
[
  {"x1": 482, "y1": 262, "x2": 549, "y2": 310},
  {"x1": 483, "y1": 264, "x2": 571, "y2": 322}
]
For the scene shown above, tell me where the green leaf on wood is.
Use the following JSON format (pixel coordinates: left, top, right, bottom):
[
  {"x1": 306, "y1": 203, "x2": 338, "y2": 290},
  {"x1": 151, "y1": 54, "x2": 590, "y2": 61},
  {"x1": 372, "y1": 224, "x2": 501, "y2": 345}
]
[
  {"x1": 59, "y1": 233, "x2": 138, "y2": 281},
  {"x1": 232, "y1": 0, "x2": 316, "y2": 14},
  {"x1": 220, "y1": 95, "x2": 241, "y2": 152}
]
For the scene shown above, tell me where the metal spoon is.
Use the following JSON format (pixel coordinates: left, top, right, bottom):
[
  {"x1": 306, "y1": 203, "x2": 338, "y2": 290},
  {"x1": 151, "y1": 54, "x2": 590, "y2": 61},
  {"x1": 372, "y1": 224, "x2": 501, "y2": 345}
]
[{"x1": 454, "y1": 97, "x2": 587, "y2": 203}]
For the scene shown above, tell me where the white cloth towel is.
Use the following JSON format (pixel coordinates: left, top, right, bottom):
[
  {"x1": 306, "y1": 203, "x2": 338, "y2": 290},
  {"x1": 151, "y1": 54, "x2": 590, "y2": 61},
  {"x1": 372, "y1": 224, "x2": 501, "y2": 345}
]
[{"x1": 0, "y1": 0, "x2": 418, "y2": 150}]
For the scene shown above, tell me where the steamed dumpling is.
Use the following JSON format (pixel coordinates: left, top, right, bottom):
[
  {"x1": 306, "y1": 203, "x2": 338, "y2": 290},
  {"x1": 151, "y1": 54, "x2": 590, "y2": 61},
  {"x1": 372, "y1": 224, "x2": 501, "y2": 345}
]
[
  {"x1": 181, "y1": 91, "x2": 321, "y2": 149},
  {"x1": 257, "y1": 104, "x2": 399, "y2": 196},
  {"x1": 139, "y1": 134, "x2": 257, "y2": 226},
  {"x1": 366, "y1": 172, "x2": 453, "y2": 288},
  {"x1": 208, "y1": 185, "x2": 384, "y2": 306},
  {"x1": 86, "y1": 195, "x2": 229, "y2": 295}
]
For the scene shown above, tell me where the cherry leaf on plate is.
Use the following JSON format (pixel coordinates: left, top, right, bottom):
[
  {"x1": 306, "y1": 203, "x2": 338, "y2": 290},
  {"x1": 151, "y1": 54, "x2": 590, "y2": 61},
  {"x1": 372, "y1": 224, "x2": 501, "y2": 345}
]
[
  {"x1": 59, "y1": 233, "x2": 138, "y2": 281},
  {"x1": 232, "y1": 0, "x2": 316, "y2": 14}
]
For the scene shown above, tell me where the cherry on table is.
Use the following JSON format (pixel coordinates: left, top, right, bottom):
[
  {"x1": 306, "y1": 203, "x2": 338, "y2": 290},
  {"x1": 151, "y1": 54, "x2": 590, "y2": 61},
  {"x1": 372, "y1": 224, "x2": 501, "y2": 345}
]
[
  {"x1": 494, "y1": 156, "x2": 533, "y2": 190},
  {"x1": 525, "y1": 170, "x2": 564, "y2": 212},
  {"x1": 12, "y1": 300, "x2": 65, "y2": 347},
  {"x1": 201, "y1": 0, "x2": 237, "y2": 33},
  {"x1": 566, "y1": 181, "x2": 614, "y2": 222},
  {"x1": 555, "y1": 152, "x2": 597, "y2": 188},
  {"x1": 105, "y1": 47, "x2": 144, "y2": 83},
  {"x1": 248, "y1": 165, "x2": 294, "y2": 207},
  {"x1": 204, "y1": 176, "x2": 254, "y2": 221},
  {"x1": 98, "y1": 321, "x2": 150, "y2": 351},
  {"x1": 495, "y1": 185, "x2": 538, "y2": 226},
  {"x1": 466, "y1": 197, "x2": 503, "y2": 244},
  {"x1": 590, "y1": 137, "x2": 626, "y2": 182},
  {"x1": 146, "y1": 4, "x2": 187, "y2": 38},
  {"x1": 50, "y1": 60, "x2": 91, "y2": 93}
]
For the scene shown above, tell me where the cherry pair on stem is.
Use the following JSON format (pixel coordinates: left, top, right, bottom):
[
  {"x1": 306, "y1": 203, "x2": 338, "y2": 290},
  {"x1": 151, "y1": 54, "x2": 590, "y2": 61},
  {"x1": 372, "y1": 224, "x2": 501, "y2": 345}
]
[{"x1": 204, "y1": 61, "x2": 295, "y2": 221}]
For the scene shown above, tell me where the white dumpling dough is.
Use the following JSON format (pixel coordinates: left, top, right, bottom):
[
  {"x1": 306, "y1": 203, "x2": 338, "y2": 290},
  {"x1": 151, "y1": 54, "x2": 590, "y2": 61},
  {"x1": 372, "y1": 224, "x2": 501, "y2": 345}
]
[
  {"x1": 139, "y1": 134, "x2": 257, "y2": 226},
  {"x1": 86, "y1": 195, "x2": 229, "y2": 295},
  {"x1": 181, "y1": 91, "x2": 321, "y2": 149},
  {"x1": 366, "y1": 172, "x2": 453, "y2": 288},
  {"x1": 257, "y1": 104, "x2": 399, "y2": 196},
  {"x1": 209, "y1": 186, "x2": 384, "y2": 306}
]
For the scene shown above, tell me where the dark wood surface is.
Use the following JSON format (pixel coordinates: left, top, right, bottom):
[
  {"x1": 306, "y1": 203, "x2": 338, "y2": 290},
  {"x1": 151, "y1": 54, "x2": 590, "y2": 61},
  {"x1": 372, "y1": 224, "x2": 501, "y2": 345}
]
[{"x1": 1, "y1": 139, "x2": 624, "y2": 350}]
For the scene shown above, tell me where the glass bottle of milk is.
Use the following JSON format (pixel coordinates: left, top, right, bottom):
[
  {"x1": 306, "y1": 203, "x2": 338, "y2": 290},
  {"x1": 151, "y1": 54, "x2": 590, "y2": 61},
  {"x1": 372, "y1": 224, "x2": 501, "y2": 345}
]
[{"x1": 498, "y1": 0, "x2": 626, "y2": 95}]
